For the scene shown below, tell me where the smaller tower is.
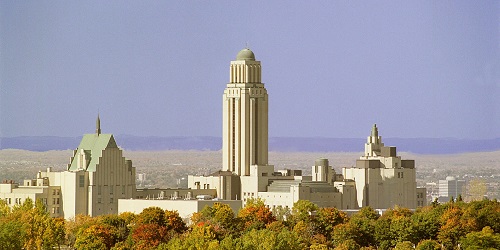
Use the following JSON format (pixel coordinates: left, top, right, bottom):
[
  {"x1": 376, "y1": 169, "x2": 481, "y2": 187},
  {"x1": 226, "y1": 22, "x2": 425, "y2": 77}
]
[
  {"x1": 364, "y1": 124, "x2": 383, "y2": 157},
  {"x1": 96, "y1": 114, "x2": 101, "y2": 135}
]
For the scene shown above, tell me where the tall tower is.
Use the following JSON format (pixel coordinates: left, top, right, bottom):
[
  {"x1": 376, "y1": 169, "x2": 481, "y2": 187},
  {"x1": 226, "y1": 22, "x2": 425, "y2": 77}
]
[{"x1": 222, "y1": 48, "x2": 268, "y2": 176}]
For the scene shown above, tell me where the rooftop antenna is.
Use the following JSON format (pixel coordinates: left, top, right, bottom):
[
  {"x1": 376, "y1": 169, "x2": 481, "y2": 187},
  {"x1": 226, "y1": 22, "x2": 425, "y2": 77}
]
[{"x1": 246, "y1": 41, "x2": 250, "y2": 49}]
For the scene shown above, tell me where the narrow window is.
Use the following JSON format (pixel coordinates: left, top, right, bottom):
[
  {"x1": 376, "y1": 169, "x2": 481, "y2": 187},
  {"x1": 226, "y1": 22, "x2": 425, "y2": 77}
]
[{"x1": 79, "y1": 175, "x2": 84, "y2": 187}]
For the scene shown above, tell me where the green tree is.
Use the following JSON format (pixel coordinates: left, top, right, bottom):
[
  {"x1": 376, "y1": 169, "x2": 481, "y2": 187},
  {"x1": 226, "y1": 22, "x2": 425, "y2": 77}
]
[
  {"x1": 195, "y1": 202, "x2": 238, "y2": 238},
  {"x1": 410, "y1": 206, "x2": 440, "y2": 243},
  {"x1": 349, "y1": 207, "x2": 379, "y2": 247},
  {"x1": 335, "y1": 239, "x2": 360, "y2": 250},
  {"x1": 415, "y1": 239, "x2": 441, "y2": 250},
  {"x1": 136, "y1": 206, "x2": 165, "y2": 226},
  {"x1": 332, "y1": 222, "x2": 362, "y2": 248},
  {"x1": 98, "y1": 214, "x2": 128, "y2": 244},
  {"x1": 0, "y1": 199, "x2": 10, "y2": 217},
  {"x1": 289, "y1": 200, "x2": 318, "y2": 227},
  {"x1": 237, "y1": 228, "x2": 302, "y2": 250},
  {"x1": 0, "y1": 218, "x2": 25, "y2": 250},
  {"x1": 165, "y1": 224, "x2": 219, "y2": 250},
  {"x1": 465, "y1": 199, "x2": 500, "y2": 233},
  {"x1": 459, "y1": 226, "x2": 500, "y2": 250},
  {"x1": 272, "y1": 205, "x2": 291, "y2": 221},
  {"x1": 374, "y1": 206, "x2": 415, "y2": 249},
  {"x1": 13, "y1": 198, "x2": 61, "y2": 250},
  {"x1": 44, "y1": 217, "x2": 66, "y2": 249},
  {"x1": 394, "y1": 241, "x2": 414, "y2": 250}
]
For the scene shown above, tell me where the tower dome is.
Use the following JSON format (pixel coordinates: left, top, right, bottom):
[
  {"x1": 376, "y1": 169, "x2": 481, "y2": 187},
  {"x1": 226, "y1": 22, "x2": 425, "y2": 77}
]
[{"x1": 236, "y1": 48, "x2": 255, "y2": 61}]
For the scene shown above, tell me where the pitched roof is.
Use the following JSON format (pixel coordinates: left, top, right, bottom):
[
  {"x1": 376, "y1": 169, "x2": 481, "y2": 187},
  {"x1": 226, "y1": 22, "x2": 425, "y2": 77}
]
[{"x1": 68, "y1": 133, "x2": 118, "y2": 172}]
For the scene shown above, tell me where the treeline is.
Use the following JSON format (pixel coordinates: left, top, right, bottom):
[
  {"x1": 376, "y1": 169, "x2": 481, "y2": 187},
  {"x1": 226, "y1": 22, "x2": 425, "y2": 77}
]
[{"x1": 1, "y1": 198, "x2": 500, "y2": 250}]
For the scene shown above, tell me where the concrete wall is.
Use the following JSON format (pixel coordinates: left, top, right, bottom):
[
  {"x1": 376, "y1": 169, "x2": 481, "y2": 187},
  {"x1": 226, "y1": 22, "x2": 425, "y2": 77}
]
[{"x1": 118, "y1": 199, "x2": 243, "y2": 222}]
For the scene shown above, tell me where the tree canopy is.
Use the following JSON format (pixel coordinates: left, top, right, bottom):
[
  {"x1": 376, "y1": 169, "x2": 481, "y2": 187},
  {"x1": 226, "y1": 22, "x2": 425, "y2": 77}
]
[{"x1": 1, "y1": 197, "x2": 500, "y2": 249}]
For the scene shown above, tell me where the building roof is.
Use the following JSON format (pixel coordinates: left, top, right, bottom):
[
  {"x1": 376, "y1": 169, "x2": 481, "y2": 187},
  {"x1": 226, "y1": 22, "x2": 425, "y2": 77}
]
[
  {"x1": 68, "y1": 133, "x2": 118, "y2": 172},
  {"x1": 208, "y1": 170, "x2": 234, "y2": 176},
  {"x1": 236, "y1": 48, "x2": 255, "y2": 61}
]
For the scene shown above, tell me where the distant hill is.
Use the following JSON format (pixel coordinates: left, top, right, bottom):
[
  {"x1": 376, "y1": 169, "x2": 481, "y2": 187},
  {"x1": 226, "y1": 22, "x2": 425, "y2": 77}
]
[{"x1": 1, "y1": 135, "x2": 499, "y2": 154}]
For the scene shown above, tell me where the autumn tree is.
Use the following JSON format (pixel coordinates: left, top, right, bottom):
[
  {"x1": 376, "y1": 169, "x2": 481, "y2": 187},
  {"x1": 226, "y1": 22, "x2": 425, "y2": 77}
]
[
  {"x1": 65, "y1": 214, "x2": 97, "y2": 248},
  {"x1": 238, "y1": 198, "x2": 276, "y2": 231},
  {"x1": 194, "y1": 202, "x2": 238, "y2": 239},
  {"x1": 98, "y1": 214, "x2": 128, "y2": 244},
  {"x1": 8, "y1": 198, "x2": 63, "y2": 250},
  {"x1": 437, "y1": 205, "x2": 479, "y2": 248},
  {"x1": 164, "y1": 209, "x2": 187, "y2": 233},
  {"x1": 315, "y1": 207, "x2": 348, "y2": 239},
  {"x1": 74, "y1": 224, "x2": 115, "y2": 250},
  {"x1": 130, "y1": 207, "x2": 186, "y2": 249}
]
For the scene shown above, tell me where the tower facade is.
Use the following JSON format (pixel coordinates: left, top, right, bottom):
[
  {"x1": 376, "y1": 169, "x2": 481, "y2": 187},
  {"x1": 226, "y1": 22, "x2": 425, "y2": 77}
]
[{"x1": 222, "y1": 48, "x2": 268, "y2": 176}]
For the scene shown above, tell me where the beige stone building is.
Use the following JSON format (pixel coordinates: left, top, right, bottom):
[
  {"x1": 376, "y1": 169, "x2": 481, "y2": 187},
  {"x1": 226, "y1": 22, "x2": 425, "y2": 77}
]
[
  {"x1": 2, "y1": 48, "x2": 424, "y2": 220},
  {"x1": 343, "y1": 124, "x2": 417, "y2": 209},
  {"x1": 1, "y1": 116, "x2": 137, "y2": 219},
  {"x1": 189, "y1": 48, "x2": 423, "y2": 211},
  {"x1": 0, "y1": 179, "x2": 62, "y2": 217}
]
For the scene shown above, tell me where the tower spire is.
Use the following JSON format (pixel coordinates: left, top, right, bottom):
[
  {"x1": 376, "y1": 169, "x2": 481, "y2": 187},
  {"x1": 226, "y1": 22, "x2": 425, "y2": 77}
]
[
  {"x1": 96, "y1": 114, "x2": 101, "y2": 135},
  {"x1": 371, "y1": 124, "x2": 378, "y2": 137}
]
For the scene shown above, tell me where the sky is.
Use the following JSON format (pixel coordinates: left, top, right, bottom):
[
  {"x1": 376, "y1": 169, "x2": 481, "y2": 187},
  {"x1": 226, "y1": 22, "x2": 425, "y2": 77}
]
[{"x1": 1, "y1": 1, "x2": 498, "y2": 139}]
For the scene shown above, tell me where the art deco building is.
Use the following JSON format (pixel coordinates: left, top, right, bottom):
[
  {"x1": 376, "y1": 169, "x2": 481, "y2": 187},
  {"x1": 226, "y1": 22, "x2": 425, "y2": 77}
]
[
  {"x1": 343, "y1": 124, "x2": 417, "y2": 209},
  {"x1": 0, "y1": 116, "x2": 137, "y2": 219},
  {"x1": 222, "y1": 48, "x2": 269, "y2": 176}
]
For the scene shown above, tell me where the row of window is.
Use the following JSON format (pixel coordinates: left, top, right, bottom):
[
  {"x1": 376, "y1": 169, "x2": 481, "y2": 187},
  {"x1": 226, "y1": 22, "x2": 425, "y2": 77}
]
[
  {"x1": 51, "y1": 207, "x2": 60, "y2": 214},
  {"x1": 97, "y1": 185, "x2": 127, "y2": 195},
  {"x1": 97, "y1": 197, "x2": 114, "y2": 204}
]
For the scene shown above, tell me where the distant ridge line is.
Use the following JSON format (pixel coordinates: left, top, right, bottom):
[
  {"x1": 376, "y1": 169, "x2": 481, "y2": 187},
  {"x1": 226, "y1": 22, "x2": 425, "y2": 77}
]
[{"x1": 1, "y1": 136, "x2": 499, "y2": 154}]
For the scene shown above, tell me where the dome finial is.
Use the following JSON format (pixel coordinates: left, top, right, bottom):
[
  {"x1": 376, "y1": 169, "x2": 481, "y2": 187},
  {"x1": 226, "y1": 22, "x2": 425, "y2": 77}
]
[{"x1": 236, "y1": 47, "x2": 255, "y2": 61}]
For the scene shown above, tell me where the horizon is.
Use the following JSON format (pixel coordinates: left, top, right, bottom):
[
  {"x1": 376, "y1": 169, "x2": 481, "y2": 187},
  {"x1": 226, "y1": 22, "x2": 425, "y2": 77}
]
[{"x1": 1, "y1": 2, "x2": 498, "y2": 139}]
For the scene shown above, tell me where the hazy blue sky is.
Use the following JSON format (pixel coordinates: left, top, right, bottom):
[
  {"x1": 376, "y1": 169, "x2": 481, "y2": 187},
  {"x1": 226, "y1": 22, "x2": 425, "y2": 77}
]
[{"x1": 1, "y1": 1, "x2": 498, "y2": 139}]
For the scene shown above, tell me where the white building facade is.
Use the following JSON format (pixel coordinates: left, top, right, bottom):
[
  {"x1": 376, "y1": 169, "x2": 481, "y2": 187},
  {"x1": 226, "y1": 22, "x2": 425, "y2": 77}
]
[{"x1": 343, "y1": 124, "x2": 417, "y2": 209}]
